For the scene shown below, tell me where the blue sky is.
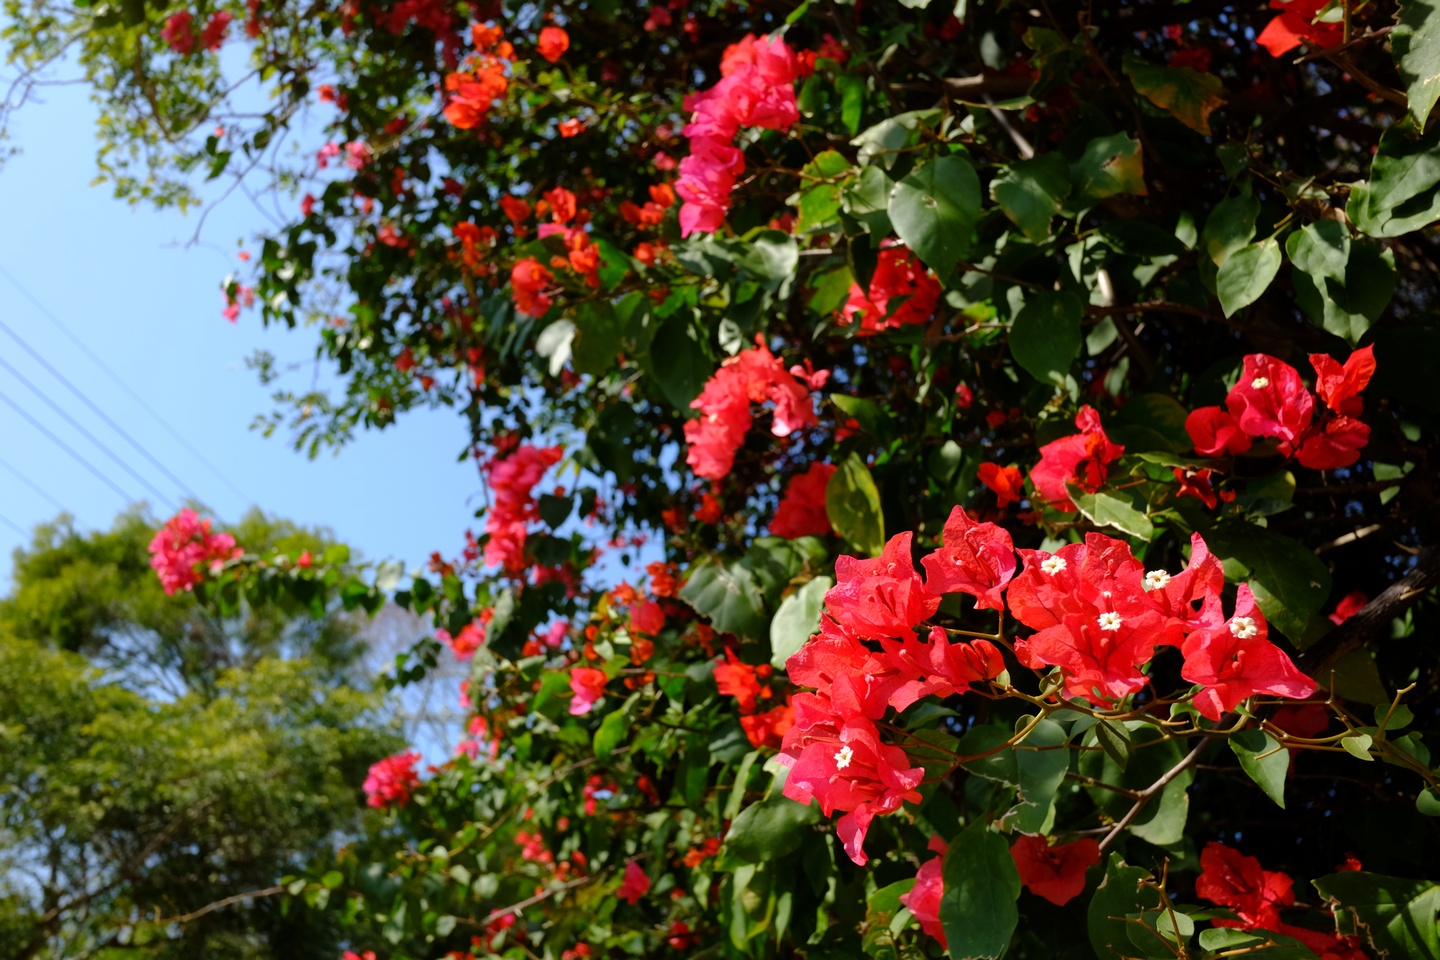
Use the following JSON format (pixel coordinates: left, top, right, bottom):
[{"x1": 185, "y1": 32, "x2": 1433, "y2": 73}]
[{"x1": 0, "y1": 78, "x2": 489, "y2": 584}]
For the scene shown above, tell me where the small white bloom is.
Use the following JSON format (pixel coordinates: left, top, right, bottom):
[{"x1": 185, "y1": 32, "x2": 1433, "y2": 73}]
[
  {"x1": 1041, "y1": 556, "x2": 1067, "y2": 575},
  {"x1": 1097, "y1": 611, "x2": 1124, "y2": 632},
  {"x1": 833, "y1": 745, "x2": 854, "y2": 769},
  {"x1": 1229, "y1": 616, "x2": 1259, "y2": 639},
  {"x1": 1144, "y1": 570, "x2": 1171, "y2": 591},
  {"x1": 1251, "y1": 376, "x2": 1270, "y2": 389}
]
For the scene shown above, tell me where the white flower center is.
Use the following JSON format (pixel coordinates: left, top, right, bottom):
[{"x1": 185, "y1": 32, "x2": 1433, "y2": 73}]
[
  {"x1": 1251, "y1": 376, "x2": 1270, "y2": 389},
  {"x1": 1144, "y1": 570, "x2": 1171, "y2": 591},
  {"x1": 1041, "y1": 556, "x2": 1066, "y2": 575},
  {"x1": 1229, "y1": 616, "x2": 1258, "y2": 639},
  {"x1": 833, "y1": 745, "x2": 854, "y2": 769},
  {"x1": 1097, "y1": 611, "x2": 1124, "y2": 632}
]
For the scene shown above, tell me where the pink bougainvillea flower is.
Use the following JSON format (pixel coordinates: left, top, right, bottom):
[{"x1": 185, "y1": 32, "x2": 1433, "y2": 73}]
[
  {"x1": 1180, "y1": 585, "x2": 1316, "y2": 720},
  {"x1": 1011, "y1": 835, "x2": 1101, "y2": 905},
  {"x1": 148, "y1": 509, "x2": 242, "y2": 595},
  {"x1": 899, "y1": 850, "x2": 947, "y2": 947},
  {"x1": 683, "y1": 341, "x2": 821, "y2": 479},
  {"x1": 569, "y1": 667, "x2": 609, "y2": 715},
  {"x1": 482, "y1": 443, "x2": 563, "y2": 572},
  {"x1": 920, "y1": 505, "x2": 1017, "y2": 611},
  {"x1": 363, "y1": 750, "x2": 421, "y2": 809},
  {"x1": 770, "y1": 462, "x2": 837, "y2": 538},
  {"x1": 1028, "y1": 406, "x2": 1124, "y2": 511}
]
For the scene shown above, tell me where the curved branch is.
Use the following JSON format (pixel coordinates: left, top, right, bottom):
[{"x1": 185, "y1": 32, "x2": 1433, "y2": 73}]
[{"x1": 1298, "y1": 546, "x2": 1440, "y2": 676}]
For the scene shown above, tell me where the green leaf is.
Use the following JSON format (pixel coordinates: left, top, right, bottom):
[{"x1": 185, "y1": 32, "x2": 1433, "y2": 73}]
[
  {"x1": 1393, "y1": 0, "x2": 1440, "y2": 128},
  {"x1": 646, "y1": 314, "x2": 710, "y2": 412},
  {"x1": 1229, "y1": 729, "x2": 1288, "y2": 809},
  {"x1": 888, "y1": 154, "x2": 982, "y2": 278},
  {"x1": 1341, "y1": 733, "x2": 1375, "y2": 761},
  {"x1": 771, "y1": 576, "x2": 831, "y2": 669},
  {"x1": 733, "y1": 231, "x2": 800, "y2": 289},
  {"x1": 1009, "y1": 290, "x2": 1083, "y2": 388},
  {"x1": 678, "y1": 555, "x2": 768, "y2": 639},
  {"x1": 720, "y1": 789, "x2": 822, "y2": 865},
  {"x1": 1078, "y1": 726, "x2": 1193, "y2": 846},
  {"x1": 1089, "y1": 855, "x2": 1155, "y2": 960},
  {"x1": 826, "y1": 452, "x2": 885, "y2": 557},
  {"x1": 1312, "y1": 872, "x2": 1440, "y2": 960},
  {"x1": 1290, "y1": 236, "x2": 1395, "y2": 346},
  {"x1": 838, "y1": 73, "x2": 865, "y2": 135},
  {"x1": 840, "y1": 164, "x2": 894, "y2": 235},
  {"x1": 807, "y1": 264, "x2": 856, "y2": 315},
  {"x1": 991, "y1": 153, "x2": 1071, "y2": 242},
  {"x1": 1203, "y1": 191, "x2": 1260, "y2": 266},
  {"x1": 1069, "y1": 487, "x2": 1155, "y2": 541},
  {"x1": 795, "y1": 151, "x2": 852, "y2": 232},
  {"x1": 939, "y1": 819, "x2": 1022, "y2": 959},
  {"x1": 831, "y1": 394, "x2": 893, "y2": 442},
  {"x1": 593, "y1": 700, "x2": 633, "y2": 758},
  {"x1": 1216, "y1": 238, "x2": 1282, "y2": 317},
  {"x1": 1197, "y1": 928, "x2": 1319, "y2": 958},
  {"x1": 1008, "y1": 718, "x2": 1070, "y2": 833},
  {"x1": 1286, "y1": 220, "x2": 1350, "y2": 284},
  {"x1": 1349, "y1": 124, "x2": 1440, "y2": 238},
  {"x1": 1207, "y1": 524, "x2": 1332, "y2": 642},
  {"x1": 1095, "y1": 719, "x2": 1132, "y2": 771},
  {"x1": 851, "y1": 109, "x2": 942, "y2": 169},
  {"x1": 538, "y1": 493, "x2": 573, "y2": 529},
  {"x1": 1419, "y1": 787, "x2": 1440, "y2": 816},
  {"x1": 1070, "y1": 133, "x2": 1146, "y2": 206},
  {"x1": 1122, "y1": 55, "x2": 1225, "y2": 134}
]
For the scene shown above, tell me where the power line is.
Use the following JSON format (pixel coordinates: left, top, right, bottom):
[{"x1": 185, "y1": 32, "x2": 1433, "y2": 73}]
[
  {"x1": 0, "y1": 313, "x2": 199, "y2": 501},
  {"x1": 0, "y1": 352, "x2": 177, "y2": 509},
  {"x1": 0, "y1": 453, "x2": 69, "y2": 513},
  {"x1": 0, "y1": 511, "x2": 24, "y2": 537},
  {"x1": 0, "y1": 385, "x2": 138, "y2": 505},
  {"x1": 0, "y1": 261, "x2": 254, "y2": 507}
]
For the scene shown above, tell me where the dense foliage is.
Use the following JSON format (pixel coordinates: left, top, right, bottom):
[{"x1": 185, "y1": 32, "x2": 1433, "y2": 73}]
[{"x1": 8, "y1": 0, "x2": 1440, "y2": 957}]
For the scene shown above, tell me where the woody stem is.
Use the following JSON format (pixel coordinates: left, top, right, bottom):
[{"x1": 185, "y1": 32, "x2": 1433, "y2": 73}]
[{"x1": 1096, "y1": 737, "x2": 1209, "y2": 852}]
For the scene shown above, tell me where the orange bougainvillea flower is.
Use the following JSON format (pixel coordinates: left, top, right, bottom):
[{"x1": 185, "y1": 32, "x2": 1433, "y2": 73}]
[
  {"x1": 978, "y1": 462, "x2": 1025, "y2": 508},
  {"x1": 557, "y1": 117, "x2": 584, "y2": 137},
  {"x1": 537, "y1": 25, "x2": 570, "y2": 62}
]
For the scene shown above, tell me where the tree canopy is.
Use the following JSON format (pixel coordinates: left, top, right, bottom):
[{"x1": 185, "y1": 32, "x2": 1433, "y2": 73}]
[{"x1": 6, "y1": 0, "x2": 1440, "y2": 958}]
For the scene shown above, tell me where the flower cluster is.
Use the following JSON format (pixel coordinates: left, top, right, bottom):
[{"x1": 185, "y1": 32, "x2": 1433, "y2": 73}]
[
  {"x1": 1028, "y1": 405, "x2": 1125, "y2": 511},
  {"x1": 1186, "y1": 348, "x2": 1374, "y2": 471},
  {"x1": 676, "y1": 34, "x2": 802, "y2": 236},
  {"x1": 443, "y1": 24, "x2": 514, "y2": 129},
  {"x1": 713, "y1": 649, "x2": 795, "y2": 748},
  {"x1": 363, "y1": 750, "x2": 421, "y2": 809},
  {"x1": 684, "y1": 340, "x2": 823, "y2": 479},
  {"x1": 1195, "y1": 843, "x2": 1366, "y2": 958},
  {"x1": 160, "y1": 10, "x2": 232, "y2": 55},
  {"x1": 483, "y1": 443, "x2": 564, "y2": 573},
  {"x1": 838, "y1": 247, "x2": 941, "y2": 335},
  {"x1": 780, "y1": 507, "x2": 1318, "y2": 862},
  {"x1": 147, "y1": 508, "x2": 243, "y2": 596}
]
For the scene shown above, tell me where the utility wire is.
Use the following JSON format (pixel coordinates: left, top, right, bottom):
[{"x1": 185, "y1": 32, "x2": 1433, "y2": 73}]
[
  {"x1": 0, "y1": 511, "x2": 25, "y2": 537},
  {"x1": 0, "y1": 386, "x2": 138, "y2": 505},
  {"x1": 0, "y1": 261, "x2": 254, "y2": 507},
  {"x1": 0, "y1": 453, "x2": 69, "y2": 513},
  {"x1": 0, "y1": 313, "x2": 199, "y2": 501},
  {"x1": 0, "y1": 353, "x2": 174, "y2": 506}
]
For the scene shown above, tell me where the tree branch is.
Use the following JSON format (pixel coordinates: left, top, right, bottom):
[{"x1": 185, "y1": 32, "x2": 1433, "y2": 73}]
[{"x1": 1297, "y1": 546, "x2": 1440, "y2": 675}]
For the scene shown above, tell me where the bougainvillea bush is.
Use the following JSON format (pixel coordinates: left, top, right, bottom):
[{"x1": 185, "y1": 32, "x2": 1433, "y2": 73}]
[{"x1": 13, "y1": 0, "x2": 1440, "y2": 956}]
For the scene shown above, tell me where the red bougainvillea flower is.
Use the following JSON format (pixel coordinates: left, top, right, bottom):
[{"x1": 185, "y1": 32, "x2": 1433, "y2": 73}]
[
  {"x1": 363, "y1": 750, "x2": 421, "y2": 808},
  {"x1": 1310, "y1": 346, "x2": 1375, "y2": 417},
  {"x1": 838, "y1": 247, "x2": 942, "y2": 335},
  {"x1": 161, "y1": 11, "x2": 197, "y2": 54},
  {"x1": 1028, "y1": 406, "x2": 1124, "y2": 511},
  {"x1": 1007, "y1": 534, "x2": 1166, "y2": 703},
  {"x1": 825, "y1": 533, "x2": 941, "y2": 639},
  {"x1": 1328, "y1": 590, "x2": 1368, "y2": 624},
  {"x1": 739, "y1": 702, "x2": 795, "y2": 749},
  {"x1": 921, "y1": 505, "x2": 1017, "y2": 612},
  {"x1": 978, "y1": 462, "x2": 1025, "y2": 508},
  {"x1": 536, "y1": 26, "x2": 570, "y2": 62},
  {"x1": 899, "y1": 847, "x2": 947, "y2": 947},
  {"x1": 786, "y1": 629, "x2": 914, "y2": 720},
  {"x1": 1174, "y1": 465, "x2": 1221, "y2": 509},
  {"x1": 713, "y1": 649, "x2": 764, "y2": 713},
  {"x1": 615, "y1": 861, "x2": 650, "y2": 904},
  {"x1": 629, "y1": 599, "x2": 665, "y2": 636},
  {"x1": 200, "y1": 11, "x2": 233, "y2": 50},
  {"x1": 1139, "y1": 531, "x2": 1225, "y2": 645},
  {"x1": 683, "y1": 340, "x2": 821, "y2": 479},
  {"x1": 499, "y1": 194, "x2": 530, "y2": 225},
  {"x1": 771, "y1": 462, "x2": 836, "y2": 538},
  {"x1": 148, "y1": 508, "x2": 243, "y2": 595},
  {"x1": 483, "y1": 444, "x2": 563, "y2": 572},
  {"x1": 780, "y1": 712, "x2": 924, "y2": 865},
  {"x1": 569, "y1": 667, "x2": 609, "y2": 716},
  {"x1": 1227, "y1": 354, "x2": 1314, "y2": 455},
  {"x1": 510, "y1": 257, "x2": 554, "y2": 318},
  {"x1": 1194, "y1": 842, "x2": 1295, "y2": 930},
  {"x1": 1180, "y1": 585, "x2": 1316, "y2": 720},
  {"x1": 1294, "y1": 415, "x2": 1371, "y2": 470},
  {"x1": 1011, "y1": 835, "x2": 1101, "y2": 905},
  {"x1": 1256, "y1": 0, "x2": 1343, "y2": 57},
  {"x1": 440, "y1": 618, "x2": 487, "y2": 659},
  {"x1": 1186, "y1": 405, "x2": 1253, "y2": 457}
]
